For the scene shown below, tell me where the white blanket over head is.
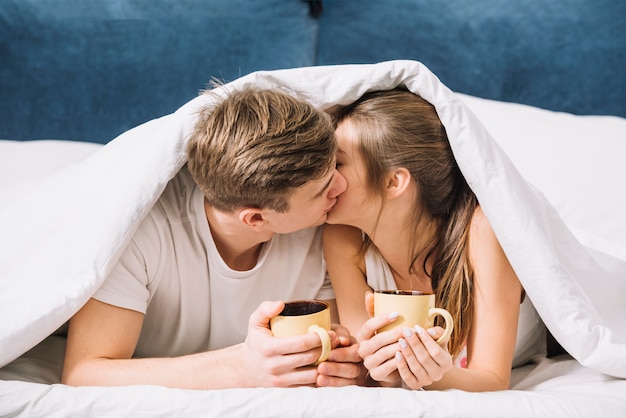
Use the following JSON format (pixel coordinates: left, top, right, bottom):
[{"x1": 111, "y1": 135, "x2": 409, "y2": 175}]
[{"x1": 1, "y1": 60, "x2": 625, "y2": 378}]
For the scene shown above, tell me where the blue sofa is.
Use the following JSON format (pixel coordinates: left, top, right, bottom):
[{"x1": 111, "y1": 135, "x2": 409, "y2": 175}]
[{"x1": 1, "y1": 0, "x2": 624, "y2": 144}]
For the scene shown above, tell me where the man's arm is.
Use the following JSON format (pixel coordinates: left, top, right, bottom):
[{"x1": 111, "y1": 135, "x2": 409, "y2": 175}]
[{"x1": 62, "y1": 298, "x2": 328, "y2": 389}]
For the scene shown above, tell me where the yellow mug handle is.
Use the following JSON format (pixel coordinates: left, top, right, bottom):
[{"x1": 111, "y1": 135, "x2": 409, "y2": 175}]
[
  {"x1": 308, "y1": 324, "x2": 331, "y2": 365},
  {"x1": 428, "y1": 308, "x2": 454, "y2": 345}
]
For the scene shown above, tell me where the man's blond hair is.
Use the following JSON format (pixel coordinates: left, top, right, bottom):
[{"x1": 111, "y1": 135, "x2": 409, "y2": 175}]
[{"x1": 186, "y1": 87, "x2": 336, "y2": 213}]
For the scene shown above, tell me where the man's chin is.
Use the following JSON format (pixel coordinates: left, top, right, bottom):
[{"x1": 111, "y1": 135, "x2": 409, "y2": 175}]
[{"x1": 313, "y1": 215, "x2": 328, "y2": 227}]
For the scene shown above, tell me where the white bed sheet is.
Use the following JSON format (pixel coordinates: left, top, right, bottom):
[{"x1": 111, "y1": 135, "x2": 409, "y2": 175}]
[
  {"x1": 1, "y1": 338, "x2": 624, "y2": 417},
  {"x1": 1, "y1": 61, "x2": 625, "y2": 417},
  {"x1": 1, "y1": 335, "x2": 625, "y2": 418}
]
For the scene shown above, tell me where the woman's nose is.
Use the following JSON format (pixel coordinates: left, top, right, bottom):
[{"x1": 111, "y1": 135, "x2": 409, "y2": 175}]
[{"x1": 328, "y1": 169, "x2": 347, "y2": 198}]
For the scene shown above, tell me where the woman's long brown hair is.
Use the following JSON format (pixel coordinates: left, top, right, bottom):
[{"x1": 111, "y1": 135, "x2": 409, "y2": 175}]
[{"x1": 334, "y1": 89, "x2": 478, "y2": 359}]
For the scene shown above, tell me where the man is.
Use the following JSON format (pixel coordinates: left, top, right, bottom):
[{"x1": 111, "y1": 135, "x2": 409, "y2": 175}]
[{"x1": 61, "y1": 87, "x2": 361, "y2": 389}]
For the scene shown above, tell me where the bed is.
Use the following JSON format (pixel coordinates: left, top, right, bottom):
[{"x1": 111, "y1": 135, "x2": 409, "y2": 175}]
[
  {"x1": 2, "y1": 0, "x2": 626, "y2": 415},
  {"x1": 1, "y1": 59, "x2": 625, "y2": 417}
]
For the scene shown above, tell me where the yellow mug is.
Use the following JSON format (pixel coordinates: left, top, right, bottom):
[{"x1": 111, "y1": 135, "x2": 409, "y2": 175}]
[
  {"x1": 270, "y1": 300, "x2": 331, "y2": 365},
  {"x1": 374, "y1": 290, "x2": 453, "y2": 344}
]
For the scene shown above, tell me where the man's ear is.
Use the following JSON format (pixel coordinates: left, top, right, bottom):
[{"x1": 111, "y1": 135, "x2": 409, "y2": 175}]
[
  {"x1": 385, "y1": 168, "x2": 411, "y2": 199},
  {"x1": 239, "y1": 208, "x2": 267, "y2": 231}
]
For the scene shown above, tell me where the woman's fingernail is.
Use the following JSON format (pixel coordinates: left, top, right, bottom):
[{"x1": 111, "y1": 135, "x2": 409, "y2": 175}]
[
  {"x1": 395, "y1": 351, "x2": 403, "y2": 362},
  {"x1": 427, "y1": 329, "x2": 437, "y2": 336},
  {"x1": 414, "y1": 325, "x2": 425, "y2": 335},
  {"x1": 403, "y1": 327, "x2": 413, "y2": 338},
  {"x1": 399, "y1": 338, "x2": 408, "y2": 348},
  {"x1": 388, "y1": 311, "x2": 399, "y2": 320}
]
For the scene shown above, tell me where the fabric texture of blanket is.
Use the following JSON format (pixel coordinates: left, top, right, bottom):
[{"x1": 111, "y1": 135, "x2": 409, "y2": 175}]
[{"x1": 1, "y1": 60, "x2": 625, "y2": 378}]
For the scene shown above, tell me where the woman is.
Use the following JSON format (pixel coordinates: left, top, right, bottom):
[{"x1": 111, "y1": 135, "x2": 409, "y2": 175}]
[{"x1": 324, "y1": 89, "x2": 538, "y2": 391}]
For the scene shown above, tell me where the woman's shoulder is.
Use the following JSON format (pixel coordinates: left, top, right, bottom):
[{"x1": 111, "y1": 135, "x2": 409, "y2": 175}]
[
  {"x1": 322, "y1": 224, "x2": 363, "y2": 249},
  {"x1": 468, "y1": 205, "x2": 506, "y2": 266},
  {"x1": 468, "y1": 205, "x2": 520, "y2": 289},
  {"x1": 322, "y1": 224, "x2": 365, "y2": 264},
  {"x1": 469, "y1": 205, "x2": 495, "y2": 240}
]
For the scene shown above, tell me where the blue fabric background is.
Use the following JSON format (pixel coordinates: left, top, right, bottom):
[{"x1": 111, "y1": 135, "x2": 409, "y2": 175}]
[
  {"x1": 317, "y1": 0, "x2": 625, "y2": 117},
  {"x1": 1, "y1": 0, "x2": 624, "y2": 144}
]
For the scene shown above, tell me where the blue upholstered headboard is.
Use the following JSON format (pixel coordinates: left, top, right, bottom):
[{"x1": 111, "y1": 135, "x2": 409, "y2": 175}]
[{"x1": 1, "y1": 0, "x2": 624, "y2": 144}]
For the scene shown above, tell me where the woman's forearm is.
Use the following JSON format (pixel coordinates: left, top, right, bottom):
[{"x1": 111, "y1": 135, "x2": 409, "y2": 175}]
[{"x1": 425, "y1": 365, "x2": 511, "y2": 392}]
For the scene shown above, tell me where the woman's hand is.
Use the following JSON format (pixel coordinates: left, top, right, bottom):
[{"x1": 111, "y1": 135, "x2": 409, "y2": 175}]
[
  {"x1": 395, "y1": 325, "x2": 453, "y2": 389},
  {"x1": 316, "y1": 324, "x2": 366, "y2": 387},
  {"x1": 356, "y1": 292, "x2": 403, "y2": 386},
  {"x1": 357, "y1": 292, "x2": 453, "y2": 389},
  {"x1": 355, "y1": 312, "x2": 404, "y2": 386}
]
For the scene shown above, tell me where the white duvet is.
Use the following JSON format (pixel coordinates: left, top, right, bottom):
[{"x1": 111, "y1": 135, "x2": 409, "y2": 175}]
[{"x1": 1, "y1": 60, "x2": 625, "y2": 388}]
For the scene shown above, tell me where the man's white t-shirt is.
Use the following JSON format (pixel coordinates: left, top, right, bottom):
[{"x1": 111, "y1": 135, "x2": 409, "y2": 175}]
[{"x1": 93, "y1": 167, "x2": 333, "y2": 358}]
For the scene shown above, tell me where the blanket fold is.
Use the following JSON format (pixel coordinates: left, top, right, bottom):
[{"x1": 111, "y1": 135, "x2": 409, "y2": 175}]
[{"x1": 1, "y1": 60, "x2": 624, "y2": 378}]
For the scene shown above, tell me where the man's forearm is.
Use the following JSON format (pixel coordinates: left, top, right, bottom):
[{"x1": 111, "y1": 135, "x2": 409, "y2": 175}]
[{"x1": 62, "y1": 343, "x2": 254, "y2": 389}]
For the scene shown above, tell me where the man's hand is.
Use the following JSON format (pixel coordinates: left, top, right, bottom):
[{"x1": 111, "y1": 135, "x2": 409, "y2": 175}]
[
  {"x1": 242, "y1": 300, "x2": 328, "y2": 387},
  {"x1": 316, "y1": 324, "x2": 367, "y2": 387}
]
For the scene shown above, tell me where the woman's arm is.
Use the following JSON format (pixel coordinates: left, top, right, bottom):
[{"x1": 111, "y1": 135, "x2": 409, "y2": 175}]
[
  {"x1": 424, "y1": 207, "x2": 522, "y2": 391},
  {"x1": 322, "y1": 224, "x2": 371, "y2": 336}
]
